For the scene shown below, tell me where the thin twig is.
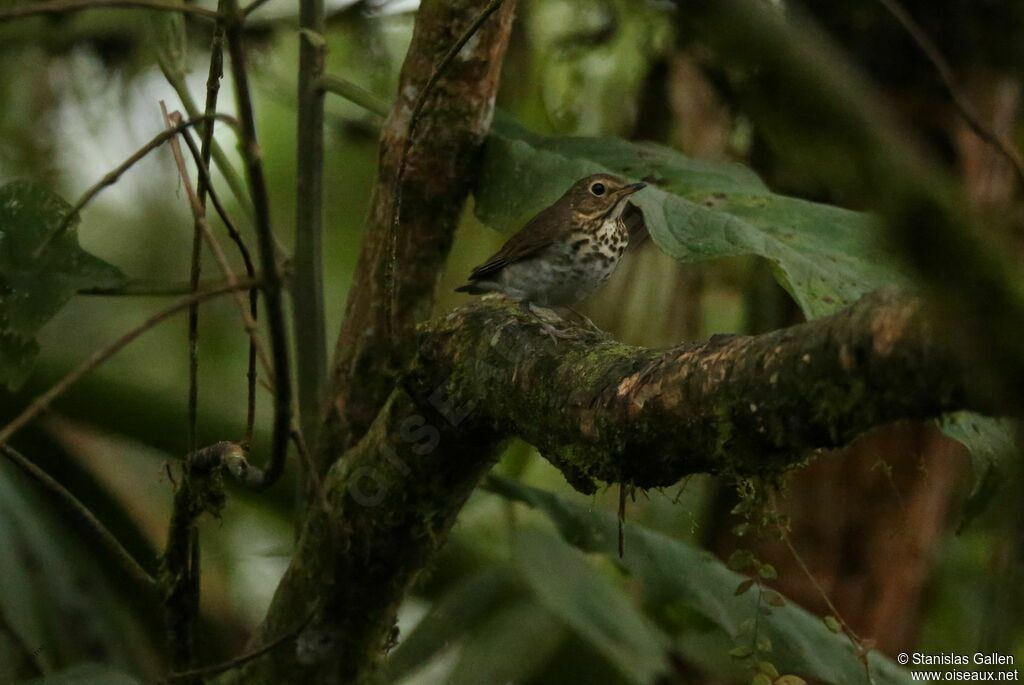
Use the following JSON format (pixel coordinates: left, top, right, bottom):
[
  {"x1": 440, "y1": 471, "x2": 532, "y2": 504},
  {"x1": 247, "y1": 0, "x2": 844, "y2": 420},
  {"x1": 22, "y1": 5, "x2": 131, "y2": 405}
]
[
  {"x1": 294, "y1": 0, "x2": 328, "y2": 451},
  {"x1": 317, "y1": 74, "x2": 390, "y2": 118},
  {"x1": 386, "y1": 0, "x2": 505, "y2": 334},
  {"x1": 159, "y1": 101, "x2": 203, "y2": 457},
  {"x1": 33, "y1": 113, "x2": 240, "y2": 259},
  {"x1": 163, "y1": 460, "x2": 202, "y2": 677},
  {"x1": 163, "y1": 609, "x2": 317, "y2": 681},
  {"x1": 0, "y1": 278, "x2": 260, "y2": 446},
  {"x1": 774, "y1": 511, "x2": 877, "y2": 685},
  {"x1": 876, "y1": 0, "x2": 1024, "y2": 191},
  {"x1": 180, "y1": 125, "x2": 260, "y2": 445},
  {"x1": 162, "y1": 110, "x2": 275, "y2": 385},
  {"x1": 225, "y1": 0, "x2": 292, "y2": 489},
  {"x1": 79, "y1": 276, "x2": 264, "y2": 297},
  {"x1": 0, "y1": 444, "x2": 158, "y2": 592},
  {"x1": 159, "y1": 69, "x2": 253, "y2": 218},
  {"x1": 0, "y1": 0, "x2": 221, "y2": 22}
]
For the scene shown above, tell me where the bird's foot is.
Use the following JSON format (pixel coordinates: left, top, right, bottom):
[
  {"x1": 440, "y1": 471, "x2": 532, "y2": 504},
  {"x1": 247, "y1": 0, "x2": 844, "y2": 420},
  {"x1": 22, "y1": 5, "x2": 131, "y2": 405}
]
[
  {"x1": 565, "y1": 306, "x2": 603, "y2": 333},
  {"x1": 521, "y1": 302, "x2": 577, "y2": 344}
]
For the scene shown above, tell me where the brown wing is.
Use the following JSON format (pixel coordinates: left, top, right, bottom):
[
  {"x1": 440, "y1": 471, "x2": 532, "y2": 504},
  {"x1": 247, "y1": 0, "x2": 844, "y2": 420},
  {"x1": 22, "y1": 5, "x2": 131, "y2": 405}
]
[{"x1": 465, "y1": 201, "x2": 566, "y2": 281}]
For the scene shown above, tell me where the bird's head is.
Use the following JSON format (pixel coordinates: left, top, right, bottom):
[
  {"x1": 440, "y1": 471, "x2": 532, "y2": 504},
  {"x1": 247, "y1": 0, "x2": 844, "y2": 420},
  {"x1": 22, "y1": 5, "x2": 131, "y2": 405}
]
[{"x1": 564, "y1": 173, "x2": 647, "y2": 221}]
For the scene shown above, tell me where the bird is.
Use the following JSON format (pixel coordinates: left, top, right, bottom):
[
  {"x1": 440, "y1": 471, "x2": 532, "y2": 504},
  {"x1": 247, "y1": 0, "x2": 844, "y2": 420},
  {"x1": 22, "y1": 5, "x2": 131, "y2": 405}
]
[{"x1": 455, "y1": 173, "x2": 647, "y2": 330}]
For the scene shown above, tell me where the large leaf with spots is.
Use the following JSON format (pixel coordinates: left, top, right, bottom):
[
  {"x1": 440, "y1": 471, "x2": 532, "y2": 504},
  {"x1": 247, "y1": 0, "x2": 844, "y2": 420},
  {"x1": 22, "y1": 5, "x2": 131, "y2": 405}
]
[
  {"x1": 0, "y1": 181, "x2": 124, "y2": 389},
  {"x1": 473, "y1": 117, "x2": 1013, "y2": 513},
  {"x1": 475, "y1": 116, "x2": 904, "y2": 320}
]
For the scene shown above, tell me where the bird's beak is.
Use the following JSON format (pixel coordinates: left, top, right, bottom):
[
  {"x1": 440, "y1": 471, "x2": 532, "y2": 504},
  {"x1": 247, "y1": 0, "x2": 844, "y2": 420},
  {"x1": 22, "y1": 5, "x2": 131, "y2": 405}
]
[{"x1": 622, "y1": 182, "x2": 647, "y2": 195}]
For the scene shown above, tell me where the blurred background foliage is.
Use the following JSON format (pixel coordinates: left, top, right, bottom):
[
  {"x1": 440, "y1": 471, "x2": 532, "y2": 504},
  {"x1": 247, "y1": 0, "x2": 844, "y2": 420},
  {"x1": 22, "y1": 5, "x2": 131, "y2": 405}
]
[{"x1": 0, "y1": 0, "x2": 1023, "y2": 683}]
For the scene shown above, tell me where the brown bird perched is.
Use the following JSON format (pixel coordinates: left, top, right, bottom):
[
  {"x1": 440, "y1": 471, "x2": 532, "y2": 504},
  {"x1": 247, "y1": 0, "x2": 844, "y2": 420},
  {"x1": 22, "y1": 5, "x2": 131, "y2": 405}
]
[{"x1": 455, "y1": 173, "x2": 647, "y2": 322}]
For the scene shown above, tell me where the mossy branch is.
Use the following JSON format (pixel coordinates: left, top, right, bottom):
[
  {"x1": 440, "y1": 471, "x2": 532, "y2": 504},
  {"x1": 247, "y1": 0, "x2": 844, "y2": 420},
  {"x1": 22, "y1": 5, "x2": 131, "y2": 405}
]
[
  {"x1": 217, "y1": 288, "x2": 995, "y2": 684},
  {"x1": 411, "y1": 290, "x2": 989, "y2": 490}
]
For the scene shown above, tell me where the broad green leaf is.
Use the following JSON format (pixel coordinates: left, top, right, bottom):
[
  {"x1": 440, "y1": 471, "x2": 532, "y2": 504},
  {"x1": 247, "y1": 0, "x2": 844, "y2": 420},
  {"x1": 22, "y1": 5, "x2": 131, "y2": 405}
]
[
  {"x1": 487, "y1": 476, "x2": 913, "y2": 685},
  {"x1": 475, "y1": 117, "x2": 905, "y2": 321},
  {"x1": 474, "y1": 118, "x2": 1012, "y2": 526},
  {"x1": 515, "y1": 527, "x2": 671, "y2": 685},
  {"x1": 0, "y1": 181, "x2": 124, "y2": 389},
  {"x1": 22, "y1": 664, "x2": 141, "y2": 685},
  {"x1": 941, "y1": 413, "x2": 1018, "y2": 529}
]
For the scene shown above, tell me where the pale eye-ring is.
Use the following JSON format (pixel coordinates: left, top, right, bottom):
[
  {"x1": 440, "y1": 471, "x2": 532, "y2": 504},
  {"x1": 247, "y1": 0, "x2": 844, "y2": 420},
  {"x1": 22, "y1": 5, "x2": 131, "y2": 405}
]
[{"x1": 590, "y1": 182, "x2": 606, "y2": 196}]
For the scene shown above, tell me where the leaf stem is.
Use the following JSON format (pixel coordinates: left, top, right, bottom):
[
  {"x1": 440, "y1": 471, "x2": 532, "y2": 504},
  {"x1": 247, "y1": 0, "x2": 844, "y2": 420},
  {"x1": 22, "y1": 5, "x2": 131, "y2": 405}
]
[
  {"x1": 317, "y1": 74, "x2": 389, "y2": 118},
  {"x1": 294, "y1": 0, "x2": 328, "y2": 452}
]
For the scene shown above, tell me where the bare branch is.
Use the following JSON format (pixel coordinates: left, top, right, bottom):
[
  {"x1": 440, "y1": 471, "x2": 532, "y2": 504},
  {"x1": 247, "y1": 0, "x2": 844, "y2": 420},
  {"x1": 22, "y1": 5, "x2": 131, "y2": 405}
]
[
  {"x1": 225, "y1": 1, "x2": 293, "y2": 489},
  {"x1": 79, "y1": 275, "x2": 265, "y2": 297},
  {"x1": 163, "y1": 108, "x2": 264, "y2": 450},
  {"x1": 385, "y1": 0, "x2": 506, "y2": 332},
  {"x1": 0, "y1": 277, "x2": 261, "y2": 446},
  {"x1": 164, "y1": 609, "x2": 315, "y2": 682}
]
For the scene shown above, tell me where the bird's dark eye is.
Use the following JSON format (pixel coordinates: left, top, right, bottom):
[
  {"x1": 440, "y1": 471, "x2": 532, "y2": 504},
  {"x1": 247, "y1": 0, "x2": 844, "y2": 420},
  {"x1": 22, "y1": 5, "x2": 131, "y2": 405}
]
[{"x1": 590, "y1": 182, "x2": 606, "y2": 196}]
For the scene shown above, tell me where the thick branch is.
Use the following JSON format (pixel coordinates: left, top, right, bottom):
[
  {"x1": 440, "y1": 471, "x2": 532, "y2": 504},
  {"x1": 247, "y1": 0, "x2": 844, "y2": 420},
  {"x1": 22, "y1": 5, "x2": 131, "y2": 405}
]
[
  {"x1": 223, "y1": 289, "x2": 990, "y2": 684},
  {"x1": 318, "y1": 0, "x2": 517, "y2": 474},
  {"x1": 229, "y1": 392, "x2": 503, "y2": 684},
  {"x1": 411, "y1": 290, "x2": 988, "y2": 490}
]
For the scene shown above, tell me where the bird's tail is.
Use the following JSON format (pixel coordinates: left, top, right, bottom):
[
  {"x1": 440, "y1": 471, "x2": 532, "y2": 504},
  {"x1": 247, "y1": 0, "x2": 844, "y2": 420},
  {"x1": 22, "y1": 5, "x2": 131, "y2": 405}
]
[{"x1": 454, "y1": 282, "x2": 484, "y2": 294}]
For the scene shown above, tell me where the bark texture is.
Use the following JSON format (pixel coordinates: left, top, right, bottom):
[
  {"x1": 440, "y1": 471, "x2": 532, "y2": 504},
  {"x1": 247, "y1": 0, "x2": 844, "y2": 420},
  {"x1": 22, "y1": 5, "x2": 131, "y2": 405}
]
[
  {"x1": 230, "y1": 392, "x2": 503, "y2": 684},
  {"x1": 412, "y1": 290, "x2": 983, "y2": 491},
  {"x1": 228, "y1": 288, "x2": 996, "y2": 684},
  {"x1": 318, "y1": 0, "x2": 517, "y2": 475}
]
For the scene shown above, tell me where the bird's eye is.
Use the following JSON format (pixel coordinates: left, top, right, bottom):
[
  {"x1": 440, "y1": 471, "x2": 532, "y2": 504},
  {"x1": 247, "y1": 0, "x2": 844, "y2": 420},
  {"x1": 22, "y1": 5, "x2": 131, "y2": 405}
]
[{"x1": 590, "y1": 182, "x2": 606, "y2": 196}]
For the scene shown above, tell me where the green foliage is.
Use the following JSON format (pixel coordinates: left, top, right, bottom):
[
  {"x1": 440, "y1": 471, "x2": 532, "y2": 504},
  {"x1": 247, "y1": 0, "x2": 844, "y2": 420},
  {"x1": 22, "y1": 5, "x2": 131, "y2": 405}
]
[
  {"x1": 22, "y1": 664, "x2": 142, "y2": 685},
  {"x1": 940, "y1": 412, "x2": 1017, "y2": 529},
  {"x1": 0, "y1": 464, "x2": 152, "y2": 681},
  {"x1": 524, "y1": 0, "x2": 674, "y2": 135},
  {"x1": 474, "y1": 115, "x2": 1014, "y2": 519},
  {"x1": 0, "y1": 181, "x2": 124, "y2": 389},
  {"x1": 476, "y1": 116, "x2": 903, "y2": 320},
  {"x1": 515, "y1": 527, "x2": 671, "y2": 684},
  {"x1": 486, "y1": 475, "x2": 914, "y2": 685}
]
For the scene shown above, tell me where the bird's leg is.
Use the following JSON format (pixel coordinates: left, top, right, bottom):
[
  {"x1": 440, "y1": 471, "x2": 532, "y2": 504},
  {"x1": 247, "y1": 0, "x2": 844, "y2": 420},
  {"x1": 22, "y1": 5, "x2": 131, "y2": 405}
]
[{"x1": 518, "y1": 301, "x2": 577, "y2": 343}]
